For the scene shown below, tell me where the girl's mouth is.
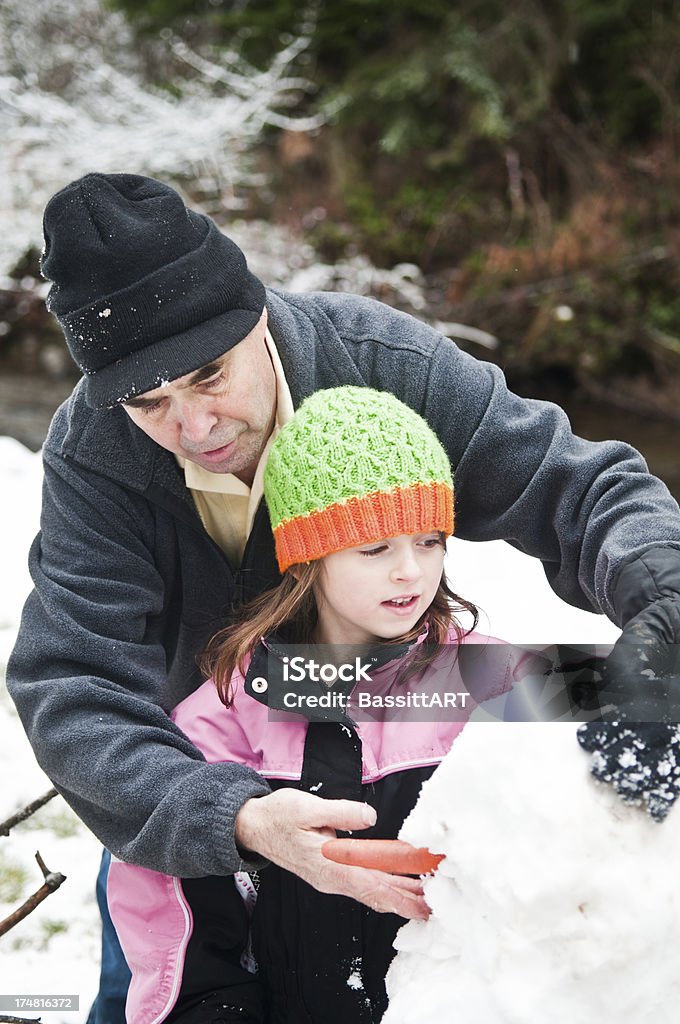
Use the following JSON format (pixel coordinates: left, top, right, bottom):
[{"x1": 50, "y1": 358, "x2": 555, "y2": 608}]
[{"x1": 381, "y1": 595, "x2": 419, "y2": 614}]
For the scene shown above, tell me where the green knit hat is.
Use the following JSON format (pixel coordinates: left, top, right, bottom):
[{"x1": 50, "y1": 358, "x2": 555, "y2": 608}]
[{"x1": 264, "y1": 386, "x2": 454, "y2": 572}]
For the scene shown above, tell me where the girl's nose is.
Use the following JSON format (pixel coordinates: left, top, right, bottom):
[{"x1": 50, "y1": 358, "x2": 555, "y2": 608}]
[{"x1": 390, "y1": 547, "x2": 422, "y2": 582}]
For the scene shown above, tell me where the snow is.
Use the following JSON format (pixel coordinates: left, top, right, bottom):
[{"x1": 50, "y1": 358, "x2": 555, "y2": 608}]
[
  {"x1": 385, "y1": 723, "x2": 680, "y2": 1024},
  {"x1": 0, "y1": 435, "x2": 624, "y2": 1021},
  {"x1": 381, "y1": 547, "x2": 680, "y2": 1022},
  {"x1": 445, "y1": 535, "x2": 619, "y2": 647},
  {"x1": 0, "y1": 0, "x2": 662, "y2": 1014},
  {"x1": 0, "y1": 438, "x2": 43, "y2": 666},
  {"x1": 0, "y1": 0, "x2": 456, "y2": 324},
  {"x1": 0, "y1": 439, "x2": 102, "y2": 1020},
  {"x1": 379, "y1": 539, "x2": 672, "y2": 1022},
  {"x1": 0, "y1": 0, "x2": 322, "y2": 278}
]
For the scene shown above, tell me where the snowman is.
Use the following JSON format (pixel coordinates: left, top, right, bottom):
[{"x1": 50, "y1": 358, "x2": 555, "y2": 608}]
[{"x1": 384, "y1": 719, "x2": 680, "y2": 1024}]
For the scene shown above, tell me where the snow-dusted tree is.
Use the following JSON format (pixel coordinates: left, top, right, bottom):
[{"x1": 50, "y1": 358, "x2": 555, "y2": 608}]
[
  {"x1": 0, "y1": 0, "x2": 451, "y2": 354},
  {"x1": 0, "y1": 0, "x2": 322, "y2": 276}
]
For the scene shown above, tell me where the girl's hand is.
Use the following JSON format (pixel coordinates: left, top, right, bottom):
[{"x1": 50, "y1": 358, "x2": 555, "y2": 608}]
[{"x1": 234, "y1": 789, "x2": 431, "y2": 920}]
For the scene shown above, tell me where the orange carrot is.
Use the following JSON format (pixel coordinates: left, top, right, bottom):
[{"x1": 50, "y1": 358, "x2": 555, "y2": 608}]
[{"x1": 322, "y1": 838, "x2": 444, "y2": 875}]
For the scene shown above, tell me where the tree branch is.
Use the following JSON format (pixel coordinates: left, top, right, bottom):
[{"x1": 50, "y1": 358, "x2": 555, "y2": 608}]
[
  {"x1": 0, "y1": 851, "x2": 66, "y2": 938},
  {"x1": 0, "y1": 789, "x2": 58, "y2": 838}
]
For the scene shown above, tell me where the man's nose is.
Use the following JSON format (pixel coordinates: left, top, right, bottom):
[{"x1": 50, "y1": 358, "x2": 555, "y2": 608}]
[{"x1": 178, "y1": 400, "x2": 217, "y2": 444}]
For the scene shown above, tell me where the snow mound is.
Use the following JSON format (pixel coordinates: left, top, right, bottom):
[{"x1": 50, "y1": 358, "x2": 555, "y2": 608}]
[
  {"x1": 0, "y1": 437, "x2": 42, "y2": 664},
  {"x1": 386, "y1": 722, "x2": 680, "y2": 1024}
]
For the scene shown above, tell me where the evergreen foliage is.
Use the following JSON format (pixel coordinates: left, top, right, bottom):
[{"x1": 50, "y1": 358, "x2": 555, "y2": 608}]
[
  {"x1": 112, "y1": 0, "x2": 678, "y2": 149},
  {"x1": 102, "y1": 1, "x2": 680, "y2": 390}
]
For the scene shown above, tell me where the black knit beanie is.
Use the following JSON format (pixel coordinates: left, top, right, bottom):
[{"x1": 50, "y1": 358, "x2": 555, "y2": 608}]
[{"x1": 41, "y1": 172, "x2": 266, "y2": 409}]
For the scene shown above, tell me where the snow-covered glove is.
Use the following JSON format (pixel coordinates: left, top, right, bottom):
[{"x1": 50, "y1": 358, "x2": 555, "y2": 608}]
[
  {"x1": 577, "y1": 547, "x2": 680, "y2": 822},
  {"x1": 577, "y1": 720, "x2": 680, "y2": 821}
]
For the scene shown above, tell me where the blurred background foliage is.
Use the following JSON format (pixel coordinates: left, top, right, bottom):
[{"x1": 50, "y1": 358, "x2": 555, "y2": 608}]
[
  {"x1": 1, "y1": 0, "x2": 679, "y2": 433},
  {"x1": 108, "y1": 0, "x2": 680, "y2": 403}
]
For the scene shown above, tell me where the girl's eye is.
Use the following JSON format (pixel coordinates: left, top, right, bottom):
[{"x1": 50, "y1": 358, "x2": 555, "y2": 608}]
[
  {"x1": 360, "y1": 545, "x2": 387, "y2": 557},
  {"x1": 419, "y1": 537, "x2": 442, "y2": 548}
]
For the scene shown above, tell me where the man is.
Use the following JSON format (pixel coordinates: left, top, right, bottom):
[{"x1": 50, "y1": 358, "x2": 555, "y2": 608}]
[{"x1": 7, "y1": 172, "x2": 680, "y2": 1021}]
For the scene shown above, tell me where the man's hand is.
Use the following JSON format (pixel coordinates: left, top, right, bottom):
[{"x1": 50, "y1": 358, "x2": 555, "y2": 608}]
[
  {"x1": 578, "y1": 547, "x2": 680, "y2": 822},
  {"x1": 235, "y1": 789, "x2": 430, "y2": 920},
  {"x1": 603, "y1": 546, "x2": 680, "y2": 721}
]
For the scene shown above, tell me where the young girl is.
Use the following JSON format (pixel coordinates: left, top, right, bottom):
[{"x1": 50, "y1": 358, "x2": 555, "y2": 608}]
[{"x1": 107, "y1": 386, "x2": 520, "y2": 1024}]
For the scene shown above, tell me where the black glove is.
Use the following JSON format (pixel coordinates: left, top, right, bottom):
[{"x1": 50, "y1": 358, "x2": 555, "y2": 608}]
[
  {"x1": 577, "y1": 547, "x2": 680, "y2": 822},
  {"x1": 600, "y1": 547, "x2": 680, "y2": 721}
]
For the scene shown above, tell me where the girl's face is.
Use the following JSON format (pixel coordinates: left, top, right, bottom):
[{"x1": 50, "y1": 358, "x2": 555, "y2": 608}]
[{"x1": 313, "y1": 532, "x2": 446, "y2": 645}]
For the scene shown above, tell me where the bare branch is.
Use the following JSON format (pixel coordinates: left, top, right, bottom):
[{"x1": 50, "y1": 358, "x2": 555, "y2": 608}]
[
  {"x1": 0, "y1": 1016, "x2": 42, "y2": 1023},
  {"x1": 0, "y1": 789, "x2": 58, "y2": 838},
  {"x1": 0, "y1": 851, "x2": 66, "y2": 938},
  {"x1": 0, "y1": 0, "x2": 324, "y2": 275}
]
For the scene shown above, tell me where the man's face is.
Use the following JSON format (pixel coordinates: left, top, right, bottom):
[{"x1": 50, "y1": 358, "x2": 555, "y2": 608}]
[{"x1": 122, "y1": 309, "x2": 276, "y2": 484}]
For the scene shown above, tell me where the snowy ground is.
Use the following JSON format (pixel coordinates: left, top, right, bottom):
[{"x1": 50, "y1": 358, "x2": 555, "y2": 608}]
[
  {"x1": 0, "y1": 436, "x2": 619, "y2": 1022},
  {"x1": 0, "y1": 439, "x2": 102, "y2": 1020}
]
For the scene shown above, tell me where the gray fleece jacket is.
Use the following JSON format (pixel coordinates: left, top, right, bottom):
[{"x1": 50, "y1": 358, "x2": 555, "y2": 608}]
[{"x1": 7, "y1": 288, "x2": 680, "y2": 876}]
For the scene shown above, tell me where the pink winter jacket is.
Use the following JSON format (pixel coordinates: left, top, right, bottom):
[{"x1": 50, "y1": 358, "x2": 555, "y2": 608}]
[{"x1": 107, "y1": 628, "x2": 528, "y2": 1024}]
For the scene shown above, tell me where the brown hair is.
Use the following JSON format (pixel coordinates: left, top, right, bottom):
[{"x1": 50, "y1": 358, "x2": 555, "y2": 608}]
[{"x1": 201, "y1": 538, "x2": 478, "y2": 707}]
